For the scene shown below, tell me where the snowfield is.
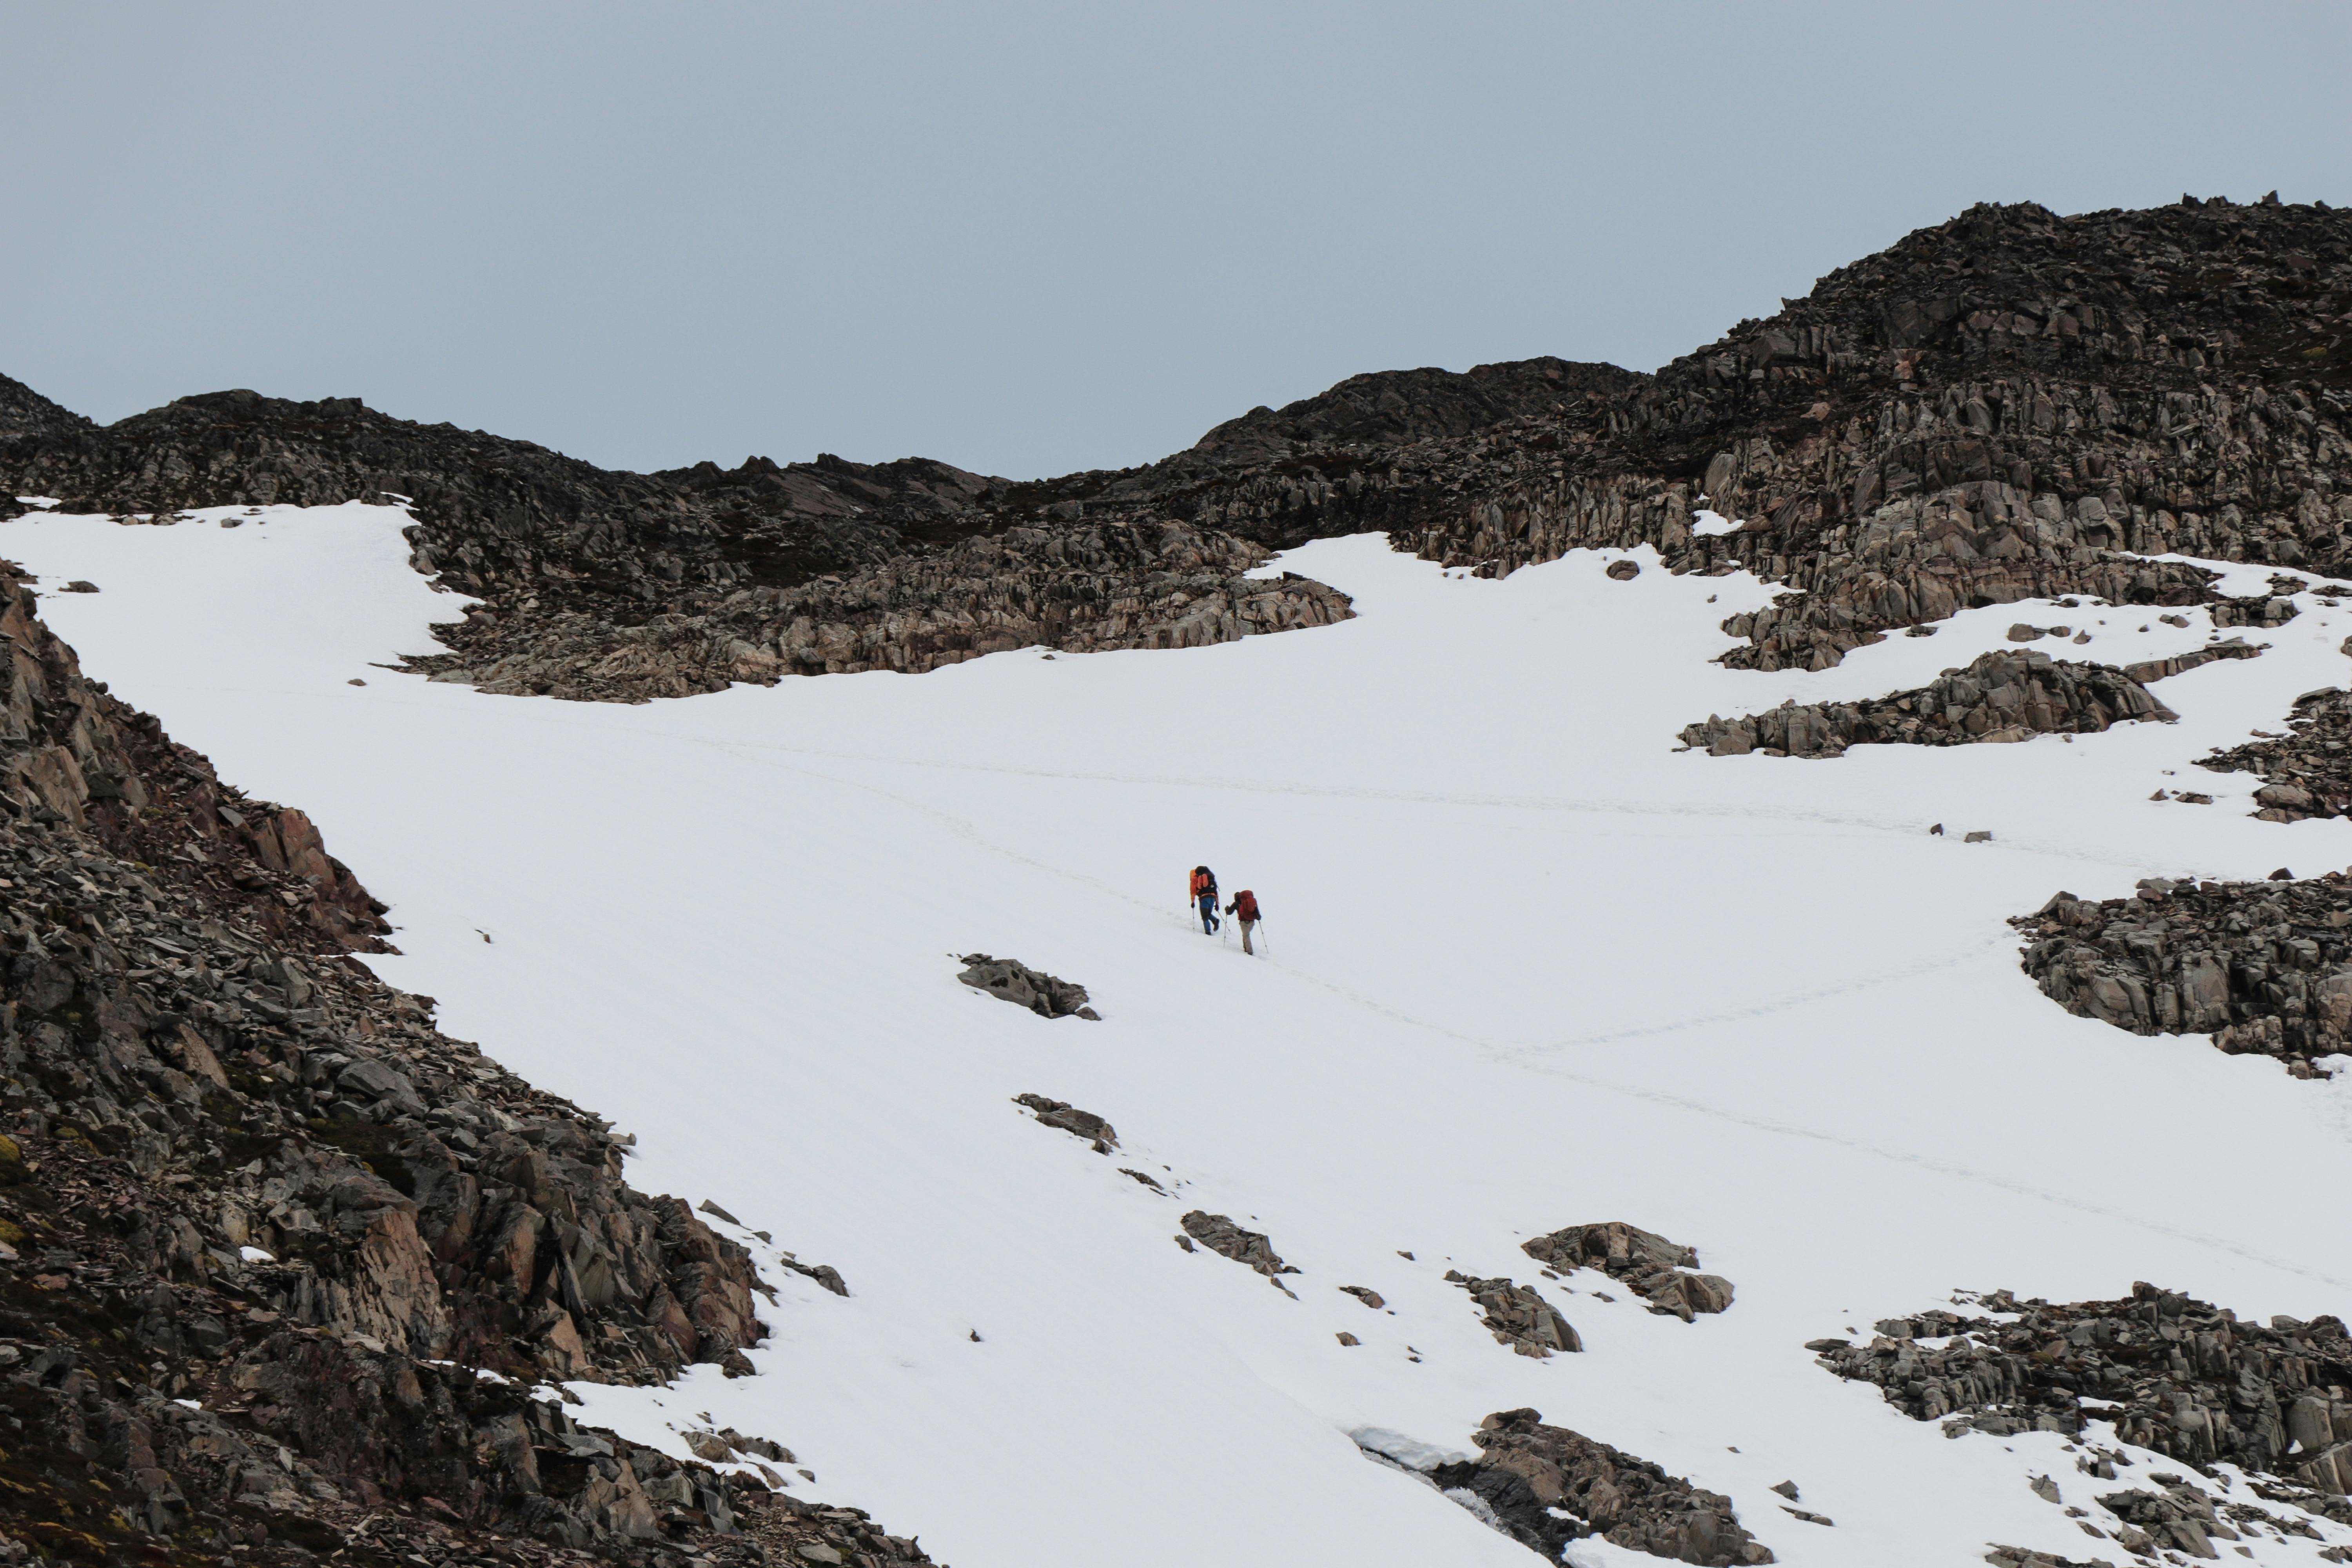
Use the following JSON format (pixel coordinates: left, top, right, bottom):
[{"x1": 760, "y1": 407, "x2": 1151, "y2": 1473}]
[{"x1": 9, "y1": 501, "x2": 2352, "y2": 1566}]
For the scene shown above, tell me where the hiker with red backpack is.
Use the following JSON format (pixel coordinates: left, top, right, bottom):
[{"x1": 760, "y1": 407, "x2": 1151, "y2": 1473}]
[
  {"x1": 1189, "y1": 866, "x2": 1220, "y2": 935},
  {"x1": 1224, "y1": 888, "x2": 1262, "y2": 955}
]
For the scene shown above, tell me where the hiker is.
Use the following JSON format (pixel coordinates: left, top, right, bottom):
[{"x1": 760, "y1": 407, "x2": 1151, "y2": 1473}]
[
  {"x1": 1189, "y1": 866, "x2": 1220, "y2": 934},
  {"x1": 1224, "y1": 888, "x2": 1261, "y2": 955}
]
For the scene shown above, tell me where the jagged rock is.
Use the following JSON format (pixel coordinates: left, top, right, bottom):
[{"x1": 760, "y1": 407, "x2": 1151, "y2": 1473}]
[
  {"x1": 1442, "y1": 1271, "x2": 1580, "y2": 1356},
  {"x1": 1520, "y1": 1222, "x2": 1733, "y2": 1321},
  {"x1": 0, "y1": 566, "x2": 933, "y2": 1561},
  {"x1": 1390, "y1": 200, "x2": 2352, "y2": 673},
  {"x1": 2200, "y1": 684, "x2": 2352, "y2": 820},
  {"x1": 1984, "y1": 1550, "x2": 2118, "y2": 1568},
  {"x1": 1679, "y1": 650, "x2": 2178, "y2": 758},
  {"x1": 1605, "y1": 559, "x2": 1640, "y2": 580},
  {"x1": 1339, "y1": 1285, "x2": 1385, "y2": 1308},
  {"x1": 1817, "y1": 1283, "x2": 2352, "y2": 1526},
  {"x1": 1013, "y1": 1093, "x2": 1116, "y2": 1151},
  {"x1": 404, "y1": 520, "x2": 1354, "y2": 701},
  {"x1": 2013, "y1": 874, "x2": 2352, "y2": 1069},
  {"x1": 1178, "y1": 1211, "x2": 1296, "y2": 1278},
  {"x1": 2119, "y1": 636, "x2": 2267, "y2": 684},
  {"x1": 1423, "y1": 1407, "x2": 1773, "y2": 1564},
  {"x1": 957, "y1": 954, "x2": 1098, "y2": 1019},
  {"x1": 14, "y1": 200, "x2": 2352, "y2": 713}
]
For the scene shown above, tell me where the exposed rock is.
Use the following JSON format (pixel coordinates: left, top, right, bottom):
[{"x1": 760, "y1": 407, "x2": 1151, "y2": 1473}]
[
  {"x1": 2118, "y1": 636, "x2": 2267, "y2": 684},
  {"x1": 402, "y1": 521, "x2": 1353, "y2": 702},
  {"x1": 1681, "y1": 650, "x2": 2176, "y2": 758},
  {"x1": 0, "y1": 566, "x2": 934, "y2": 1561},
  {"x1": 2097, "y1": 1486, "x2": 2234, "y2": 1559},
  {"x1": 2013, "y1": 874, "x2": 2352, "y2": 1070},
  {"x1": 956, "y1": 954, "x2": 1098, "y2": 1020},
  {"x1": 1178, "y1": 1211, "x2": 1296, "y2": 1279},
  {"x1": 1605, "y1": 559, "x2": 1641, "y2": 580},
  {"x1": 1012, "y1": 1094, "x2": 1116, "y2": 1151},
  {"x1": 1422, "y1": 1407, "x2": 1773, "y2": 1564},
  {"x1": 1520, "y1": 1221, "x2": 1734, "y2": 1321},
  {"x1": 1816, "y1": 1283, "x2": 2352, "y2": 1521},
  {"x1": 1984, "y1": 1550, "x2": 2118, "y2": 1568},
  {"x1": 1442, "y1": 1271, "x2": 1580, "y2": 1356},
  {"x1": 1389, "y1": 199, "x2": 2352, "y2": 673},
  {"x1": 2199, "y1": 684, "x2": 2352, "y2": 819},
  {"x1": 1339, "y1": 1285, "x2": 1385, "y2": 1309}
]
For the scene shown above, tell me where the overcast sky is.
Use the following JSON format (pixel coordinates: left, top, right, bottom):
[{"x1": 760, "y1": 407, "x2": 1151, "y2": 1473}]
[{"x1": 4, "y1": 3, "x2": 2347, "y2": 480}]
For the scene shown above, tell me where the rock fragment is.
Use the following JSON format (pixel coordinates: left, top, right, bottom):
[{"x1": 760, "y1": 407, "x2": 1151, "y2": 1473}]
[
  {"x1": 1179, "y1": 1210, "x2": 1298, "y2": 1278},
  {"x1": 1443, "y1": 1271, "x2": 1581, "y2": 1356},
  {"x1": 1521, "y1": 1221, "x2": 1734, "y2": 1321},
  {"x1": 957, "y1": 953, "x2": 1099, "y2": 1019},
  {"x1": 1421, "y1": 1407, "x2": 1774, "y2": 1563},
  {"x1": 1013, "y1": 1093, "x2": 1118, "y2": 1151}
]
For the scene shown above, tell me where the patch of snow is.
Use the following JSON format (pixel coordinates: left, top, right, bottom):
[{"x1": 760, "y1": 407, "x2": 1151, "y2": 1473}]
[
  {"x1": 239, "y1": 1245, "x2": 275, "y2": 1263},
  {"x1": 9, "y1": 505, "x2": 2352, "y2": 1566},
  {"x1": 1691, "y1": 508, "x2": 1742, "y2": 537}
]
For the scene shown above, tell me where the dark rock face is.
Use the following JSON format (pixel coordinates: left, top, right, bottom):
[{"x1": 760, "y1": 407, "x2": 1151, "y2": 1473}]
[
  {"x1": 1424, "y1": 1407, "x2": 1773, "y2": 1565},
  {"x1": 1441, "y1": 1272, "x2": 1580, "y2": 1357},
  {"x1": 1681, "y1": 649, "x2": 2182, "y2": 758},
  {"x1": 1386, "y1": 198, "x2": 2352, "y2": 671},
  {"x1": 0, "y1": 374, "x2": 88, "y2": 446},
  {"x1": 956, "y1": 955, "x2": 1098, "y2": 1020},
  {"x1": 1813, "y1": 1285, "x2": 2352, "y2": 1519},
  {"x1": 1011, "y1": 1094, "x2": 1116, "y2": 1151},
  {"x1": 2199, "y1": 681, "x2": 2352, "y2": 820},
  {"x1": 1176, "y1": 1211, "x2": 1295, "y2": 1279},
  {"x1": 0, "y1": 571, "x2": 931, "y2": 1562},
  {"x1": 1165, "y1": 358, "x2": 1645, "y2": 477},
  {"x1": 1520, "y1": 1221, "x2": 1733, "y2": 1321},
  {"x1": 2012, "y1": 875, "x2": 2352, "y2": 1071}
]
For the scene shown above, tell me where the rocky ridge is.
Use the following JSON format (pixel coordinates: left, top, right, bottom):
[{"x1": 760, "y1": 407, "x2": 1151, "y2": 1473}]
[
  {"x1": 1811, "y1": 1283, "x2": 2352, "y2": 1545},
  {"x1": 2013, "y1": 873, "x2": 2352, "y2": 1071},
  {"x1": 13, "y1": 199, "x2": 2352, "y2": 710},
  {"x1": 0, "y1": 564, "x2": 936, "y2": 1561},
  {"x1": 1679, "y1": 647, "x2": 2185, "y2": 758}
]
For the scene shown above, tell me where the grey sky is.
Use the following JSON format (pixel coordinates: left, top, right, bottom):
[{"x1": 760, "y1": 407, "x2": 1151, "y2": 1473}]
[{"x1": 4, "y1": 3, "x2": 2346, "y2": 480}]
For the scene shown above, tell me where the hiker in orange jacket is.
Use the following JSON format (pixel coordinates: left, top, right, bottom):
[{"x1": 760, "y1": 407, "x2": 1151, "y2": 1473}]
[
  {"x1": 1224, "y1": 888, "x2": 1261, "y2": 955},
  {"x1": 1189, "y1": 866, "x2": 1220, "y2": 934}
]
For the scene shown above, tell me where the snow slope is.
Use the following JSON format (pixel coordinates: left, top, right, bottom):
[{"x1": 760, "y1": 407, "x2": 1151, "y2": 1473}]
[{"x1": 9, "y1": 502, "x2": 2352, "y2": 1566}]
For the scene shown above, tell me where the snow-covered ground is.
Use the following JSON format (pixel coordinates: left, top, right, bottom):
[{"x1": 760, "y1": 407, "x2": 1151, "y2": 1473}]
[{"x1": 9, "y1": 501, "x2": 2352, "y2": 1566}]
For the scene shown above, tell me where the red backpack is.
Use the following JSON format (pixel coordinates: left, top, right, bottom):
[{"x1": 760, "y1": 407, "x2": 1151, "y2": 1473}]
[{"x1": 1233, "y1": 890, "x2": 1259, "y2": 921}]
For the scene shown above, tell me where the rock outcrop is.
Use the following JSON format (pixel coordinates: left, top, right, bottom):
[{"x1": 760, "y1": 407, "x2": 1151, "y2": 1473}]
[
  {"x1": 956, "y1": 955, "x2": 1098, "y2": 1020},
  {"x1": 13, "y1": 199, "x2": 2352, "y2": 706},
  {"x1": 1681, "y1": 649, "x2": 2183, "y2": 757},
  {"x1": 1175, "y1": 1211, "x2": 1296, "y2": 1279},
  {"x1": 1423, "y1": 1407, "x2": 1773, "y2": 1565},
  {"x1": 0, "y1": 567, "x2": 933, "y2": 1560},
  {"x1": 1385, "y1": 198, "x2": 2352, "y2": 672},
  {"x1": 2199, "y1": 682, "x2": 2352, "y2": 820},
  {"x1": 1813, "y1": 1284, "x2": 2352, "y2": 1518},
  {"x1": 1520, "y1": 1221, "x2": 1733, "y2": 1321},
  {"x1": 1011, "y1": 1094, "x2": 1116, "y2": 1152},
  {"x1": 2013, "y1": 875, "x2": 2352, "y2": 1072},
  {"x1": 1442, "y1": 1272, "x2": 1581, "y2": 1357}
]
